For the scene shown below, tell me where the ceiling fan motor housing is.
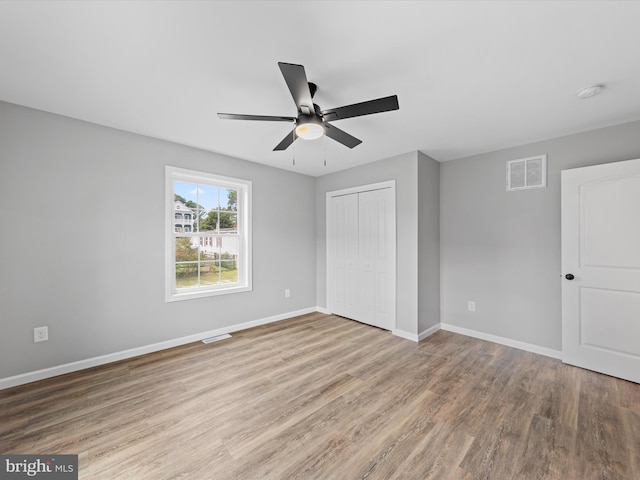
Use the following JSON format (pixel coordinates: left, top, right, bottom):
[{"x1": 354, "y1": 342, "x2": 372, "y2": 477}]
[
  {"x1": 308, "y1": 82, "x2": 317, "y2": 98},
  {"x1": 297, "y1": 112, "x2": 323, "y2": 127}
]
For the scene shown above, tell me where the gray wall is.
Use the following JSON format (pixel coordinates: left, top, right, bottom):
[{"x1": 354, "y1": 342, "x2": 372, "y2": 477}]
[
  {"x1": 440, "y1": 120, "x2": 640, "y2": 350},
  {"x1": 0, "y1": 101, "x2": 316, "y2": 379},
  {"x1": 316, "y1": 151, "x2": 425, "y2": 335},
  {"x1": 4, "y1": 98, "x2": 639, "y2": 381},
  {"x1": 418, "y1": 152, "x2": 440, "y2": 334}
]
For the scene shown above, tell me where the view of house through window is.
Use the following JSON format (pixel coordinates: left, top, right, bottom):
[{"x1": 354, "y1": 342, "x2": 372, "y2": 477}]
[
  {"x1": 174, "y1": 180, "x2": 239, "y2": 287},
  {"x1": 166, "y1": 167, "x2": 251, "y2": 301}
]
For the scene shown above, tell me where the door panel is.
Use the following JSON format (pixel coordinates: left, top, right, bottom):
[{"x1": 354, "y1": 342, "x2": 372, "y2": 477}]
[
  {"x1": 359, "y1": 192, "x2": 375, "y2": 323},
  {"x1": 359, "y1": 188, "x2": 395, "y2": 330},
  {"x1": 328, "y1": 194, "x2": 359, "y2": 320},
  {"x1": 580, "y1": 287, "x2": 640, "y2": 355},
  {"x1": 581, "y1": 177, "x2": 640, "y2": 268},
  {"x1": 376, "y1": 272, "x2": 390, "y2": 316},
  {"x1": 562, "y1": 158, "x2": 640, "y2": 383}
]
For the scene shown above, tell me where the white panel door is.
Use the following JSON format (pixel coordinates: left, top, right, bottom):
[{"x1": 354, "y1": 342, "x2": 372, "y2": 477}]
[
  {"x1": 562, "y1": 158, "x2": 640, "y2": 383},
  {"x1": 358, "y1": 188, "x2": 396, "y2": 330},
  {"x1": 328, "y1": 193, "x2": 359, "y2": 320}
]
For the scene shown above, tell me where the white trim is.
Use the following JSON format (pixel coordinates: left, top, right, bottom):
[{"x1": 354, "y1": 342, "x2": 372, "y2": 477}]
[
  {"x1": 2, "y1": 315, "x2": 564, "y2": 390},
  {"x1": 440, "y1": 323, "x2": 562, "y2": 359},
  {"x1": 393, "y1": 324, "x2": 441, "y2": 343},
  {"x1": 0, "y1": 307, "x2": 318, "y2": 390},
  {"x1": 392, "y1": 329, "x2": 419, "y2": 342},
  {"x1": 325, "y1": 180, "x2": 396, "y2": 199},
  {"x1": 165, "y1": 166, "x2": 252, "y2": 302},
  {"x1": 418, "y1": 323, "x2": 441, "y2": 341}
]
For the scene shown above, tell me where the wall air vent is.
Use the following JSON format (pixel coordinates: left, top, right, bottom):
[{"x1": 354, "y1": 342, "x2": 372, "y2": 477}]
[{"x1": 506, "y1": 154, "x2": 547, "y2": 191}]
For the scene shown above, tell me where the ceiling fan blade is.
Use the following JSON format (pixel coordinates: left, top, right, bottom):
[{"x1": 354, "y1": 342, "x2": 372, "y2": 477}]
[
  {"x1": 324, "y1": 123, "x2": 362, "y2": 149},
  {"x1": 321, "y1": 95, "x2": 399, "y2": 122},
  {"x1": 218, "y1": 113, "x2": 295, "y2": 122},
  {"x1": 273, "y1": 128, "x2": 298, "y2": 151},
  {"x1": 278, "y1": 62, "x2": 315, "y2": 114}
]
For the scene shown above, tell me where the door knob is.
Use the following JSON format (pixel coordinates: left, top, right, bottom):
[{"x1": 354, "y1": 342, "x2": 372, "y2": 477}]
[{"x1": 565, "y1": 273, "x2": 575, "y2": 280}]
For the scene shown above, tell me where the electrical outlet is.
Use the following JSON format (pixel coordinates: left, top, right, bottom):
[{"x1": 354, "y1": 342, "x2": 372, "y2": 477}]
[
  {"x1": 468, "y1": 301, "x2": 476, "y2": 312},
  {"x1": 34, "y1": 326, "x2": 48, "y2": 343},
  {"x1": 284, "y1": 289, "x2": 291, "y2": 298}
]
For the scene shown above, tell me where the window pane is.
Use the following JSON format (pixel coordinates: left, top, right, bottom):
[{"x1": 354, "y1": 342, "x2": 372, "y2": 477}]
[
  {"x1": 221, "y1": 188, "x2": 238, "y2": 212},
  {"x1": 219, "y1": 212, "x2": 237, "y2": 232},
  {"x1": 199, "y1": 261, "x2": 220, "y2": 286},
  {"x1": 200, "y1": 235, "x2": 219, "y2": 259},
  {"x1": 220, "y1": 237, "x2": 238, "y2": 283},
  {"x1": 175, "y1": 235, "x2": 199, "y2": 290},
  {"x1": 175, "y1": 263, "x2": 199, "y2": 289},
  {"x1": 200, "y1": 210, "x2": 219, "y2": 233},
  {"x1": 220, "y1": 260, "x2": 238, "y2": 283},
  {"x1": 220, "y1": 235, "x2": 238, "y2": 253},
  {"x1": 175, "y1": 237, "x2": 199, "y2": 263},
  {"x1": 174, "y1": 181, "x2": 197, "y2": 204},
  {"x1": 198, "y1": 184, "x2": 220, "y2": 211},
  {"x1": 174, "y1": 181, "x2": 199, "y2": 232}
]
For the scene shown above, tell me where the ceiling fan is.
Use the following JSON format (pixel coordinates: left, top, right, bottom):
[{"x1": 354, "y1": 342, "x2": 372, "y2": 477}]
[{"x1": 218, "y1": 62, "x2": 399, "y2": 151}]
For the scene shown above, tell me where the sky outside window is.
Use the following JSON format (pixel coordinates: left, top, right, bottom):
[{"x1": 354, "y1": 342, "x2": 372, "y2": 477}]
[{"x1": 174, "y1": 180, "x2": 232, "y2": 211}]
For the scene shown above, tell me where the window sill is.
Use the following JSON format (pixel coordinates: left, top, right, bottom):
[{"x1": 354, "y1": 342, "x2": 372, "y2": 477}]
[{"x1": 165, "y1": 284, "x2": 252, "y2": 302}]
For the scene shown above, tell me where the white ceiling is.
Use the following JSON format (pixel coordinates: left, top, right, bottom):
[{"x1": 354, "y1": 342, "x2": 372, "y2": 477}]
[{"x1": 1, "y1": 1, "x2": 639, "y2": 177}]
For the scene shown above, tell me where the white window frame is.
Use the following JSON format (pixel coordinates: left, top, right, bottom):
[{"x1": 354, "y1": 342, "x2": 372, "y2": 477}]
[{"x1": 165, "y1": 166, "x2": 252, "y2": 302}]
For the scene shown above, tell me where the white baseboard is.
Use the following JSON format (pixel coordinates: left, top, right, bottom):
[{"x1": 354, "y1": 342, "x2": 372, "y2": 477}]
[
  {"x1": 392, "y1": 329, "x2": 419, "y2": 342},
  {"x1": 418, "y1": 323, "x2": 441, "y2": 341},
  {"x1": 394, "y1": 323, "x2": 442, "y2": 343},
  {"x1": 440, "y1": 323, "x2": 562, "y2": 359},
  {"x1": 0, "y1": 307, "x2": 320, "y2": 390},
  {"x1": 1, "y1": 313, "x2": 563, "y2": 390}
]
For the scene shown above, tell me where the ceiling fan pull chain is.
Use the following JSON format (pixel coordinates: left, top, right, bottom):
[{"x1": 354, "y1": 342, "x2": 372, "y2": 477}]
[
  {"x1": 324, "y1": 133, "x2": 327, "y2": 167},
  {"x1": 292, "y1": 126, "x2": 296, "y2": 166}
]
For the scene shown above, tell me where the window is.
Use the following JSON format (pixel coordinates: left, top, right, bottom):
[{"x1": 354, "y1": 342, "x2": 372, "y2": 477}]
[{"x1": 165, "y1": 166, "x2": 252, "y2": 301}]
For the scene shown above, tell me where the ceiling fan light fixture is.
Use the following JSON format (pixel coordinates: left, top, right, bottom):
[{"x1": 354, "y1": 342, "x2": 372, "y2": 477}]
[{"x1": 295, "y1": 114, "x2": 324, "y2": 140}]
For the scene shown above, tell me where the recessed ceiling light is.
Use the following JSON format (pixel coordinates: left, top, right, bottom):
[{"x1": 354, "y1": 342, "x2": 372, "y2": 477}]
[{"x1": 577, "y1": 84, "x2": 605, "y2": 99}]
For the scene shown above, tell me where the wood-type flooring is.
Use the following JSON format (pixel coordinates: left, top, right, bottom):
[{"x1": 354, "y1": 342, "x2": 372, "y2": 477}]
[{"x1": 1, "y1": 313, "x2": 639, "y2": 479}]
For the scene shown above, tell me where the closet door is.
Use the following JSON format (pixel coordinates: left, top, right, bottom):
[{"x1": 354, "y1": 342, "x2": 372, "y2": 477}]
[
  {"x1": 328, "y1": 193, "x2": 359, "y2": 320},
  {"x1": 358, "y1": 188, "x2": 395, "y2": 330},
  {"x1": 327, "y1": 183, "x2": 396, "y2": 331}
]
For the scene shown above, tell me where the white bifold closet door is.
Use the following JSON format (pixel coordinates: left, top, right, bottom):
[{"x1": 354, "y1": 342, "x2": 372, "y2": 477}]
[{"x1": 327, "y1": 184, "x2": 396, "y2": 331}]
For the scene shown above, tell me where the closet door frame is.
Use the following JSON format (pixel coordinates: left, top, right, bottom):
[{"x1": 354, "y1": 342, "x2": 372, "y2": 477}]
[{"x1": 326, "y1": 180, "x2": 396, "y2": 330}]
